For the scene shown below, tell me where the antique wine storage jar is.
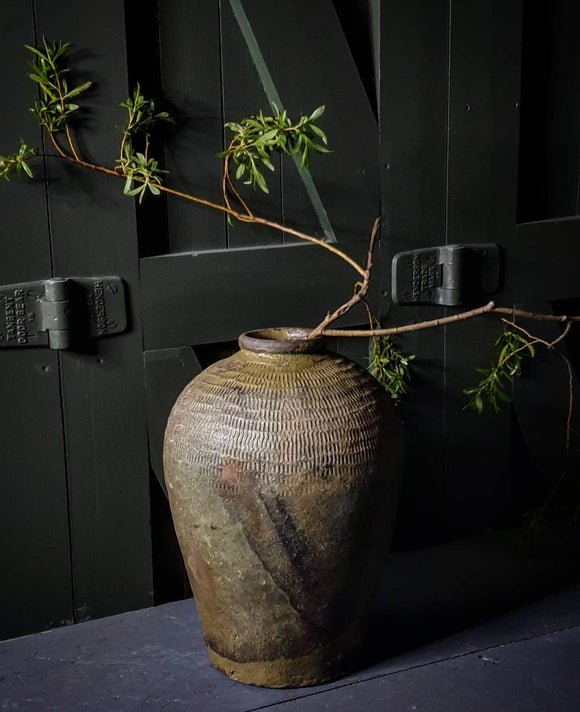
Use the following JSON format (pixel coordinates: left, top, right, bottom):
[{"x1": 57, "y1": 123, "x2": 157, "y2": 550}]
[{"x1": 163, "y1": 327, "x2": 403, "y2": 687}]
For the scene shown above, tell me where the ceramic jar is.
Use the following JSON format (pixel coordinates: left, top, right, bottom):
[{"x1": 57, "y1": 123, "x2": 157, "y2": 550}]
[{"x1": 163, "y1": 327, "x2": 402, "y2": 687}]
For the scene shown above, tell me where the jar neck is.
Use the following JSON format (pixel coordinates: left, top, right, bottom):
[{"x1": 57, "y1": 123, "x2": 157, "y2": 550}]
[{"x1": 238, "y1": 328, "x2": 326, "y2": 355}]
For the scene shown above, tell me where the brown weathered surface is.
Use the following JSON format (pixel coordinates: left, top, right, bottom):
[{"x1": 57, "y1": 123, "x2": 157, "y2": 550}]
[{"x1": 163, "y1": 329, "x2": 402, "y2": 687}]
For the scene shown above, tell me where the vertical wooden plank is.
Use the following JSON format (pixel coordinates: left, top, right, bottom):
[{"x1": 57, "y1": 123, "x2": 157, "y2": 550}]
[
  {"x1": 379, "y1": 0, "x2": 450, "y2": 546},
  {"x1": 123, "y1": 0, "x2": 168, "y2": 260},
  {"x1": 34, "y1": 0, "x2": 153, "y2": 622},
  {"x1": 542, "y1": 0, "x2": 580, "y2": 218},
  {"x1": 220, "y1": 0, "x2": 284, "y2": 248},
  {"x1": 443, "y1": 0, "x2": 522, "y2": 535},
  {"x1": 447, "y1": 1, "x2": 522, "y2": 244},
  {"x1": 230, "y1": 0, "x2": 379, "y2": 253},
  {"x1": 517, "y1": 0, "x2": 551, "y2": 223},
  {"x1": 0, "y1": 7, "x2": 73, "y2": 638},
  {"x1": 157, "y1": 0, "x2": 228, "y2": 253},
  {"x1": 519, "y1": 0, "x2": 580, "y2": 222},
  {"x1": 332, "y1": 0, "x2": 380, "y2": 118}
]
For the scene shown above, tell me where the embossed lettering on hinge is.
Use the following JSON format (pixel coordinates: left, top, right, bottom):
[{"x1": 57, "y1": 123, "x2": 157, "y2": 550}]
[
  {"x1": 391, "y1": 244, "x2": 502, "y2": 307},
  {"x1": 0, "y1": 277, "x2": 127, "y2": 349}
]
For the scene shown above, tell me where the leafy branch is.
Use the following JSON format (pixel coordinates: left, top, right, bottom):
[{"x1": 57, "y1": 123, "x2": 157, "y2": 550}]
[
  {"x1": 115, "y1": 84, "x2": 171, "y2": 202},
  {"x1": 3, "y1": 38, "x2": 580, "y2": 355},
  {"x1": 219, "y1": 104, "x2": 329, "y2": 195},
  {"x1": 464, "y1": 319, "x2": 574, "y2": 414},
  {"x1": 5, "y1": 39, "x2": 365, "y2": 285},
  {"x1": 370, "y1": 336, "x2": 415, "y2": 405},
  {"x1": 0, "y1": 139, "x2": 38, "y2": 180},
  {"x1": 111, "y1": 84, "x2": 171, "y2": 203},
  {"x1": 118, "y1": 84, "x2": 171, "y2": 152},
  {"x1": 25, "y1": 38, "x2": 91, "y2": 159},
  {"x1": 117, "y1": 146, "x2": 166, "y2": 203},
  {"x1": 464, "y1": 328, "x2": 536, "y2": 413},
  {"x1": 499, "y1": 321, "x2": 576, "y2": 539}
]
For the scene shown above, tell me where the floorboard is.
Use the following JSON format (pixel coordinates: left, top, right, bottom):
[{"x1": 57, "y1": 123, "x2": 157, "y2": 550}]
[{"x1": 2, "y1": 526, "x2": 580, "y2": 711}]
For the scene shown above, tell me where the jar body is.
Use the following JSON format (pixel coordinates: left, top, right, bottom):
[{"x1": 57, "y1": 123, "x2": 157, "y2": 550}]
[{"x1": 163, "y1": 330, "x2": 402, "y2": 687}]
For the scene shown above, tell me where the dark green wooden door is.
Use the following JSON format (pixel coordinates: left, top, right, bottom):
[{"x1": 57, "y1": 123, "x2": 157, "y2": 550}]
[
  {"x1": 1, "y1": 0, "x2": 579, "y2": 640},
  {"x1": 0, "y1": 0, "x2": 379, "y2": 638},
  {"x1": 0, "y1": 1, "x2": 153, "y2": 640},
  {"x1": 380, "y1": 0, "x2": 580, "y2": 545}
]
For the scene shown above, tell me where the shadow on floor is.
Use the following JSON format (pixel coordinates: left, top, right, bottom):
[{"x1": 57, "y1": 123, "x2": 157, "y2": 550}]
[{"x1": 364, "y1": 519, "x2": 580, "y2": 666}]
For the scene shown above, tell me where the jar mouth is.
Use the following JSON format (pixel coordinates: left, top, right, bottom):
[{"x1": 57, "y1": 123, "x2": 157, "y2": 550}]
[{"x1": 238, "y1": 327, "x2": 325, "y2": 354}]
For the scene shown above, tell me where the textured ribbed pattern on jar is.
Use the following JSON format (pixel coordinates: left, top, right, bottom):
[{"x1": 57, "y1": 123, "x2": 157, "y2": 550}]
[{"x1": 165, "y1": 350, "x2": 387, "y2": 496}]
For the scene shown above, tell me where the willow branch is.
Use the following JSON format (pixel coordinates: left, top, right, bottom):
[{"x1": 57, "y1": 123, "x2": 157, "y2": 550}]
[
  {"x1": 45, "y1": 146, "x2": 580, "y2": 338},
  {"x1": 222, "y1": 150, "x2": 253, "y2": 217},
  {"x1": 504, "y1": 317, "x2": 574, "y2": 498},
  {"x1": 308, "y1": 218, "x2": 380, "y2": 338},
  {"x1": 48, "y1": 132, "x2": 67, "y2": 158},
  {"x1": 501, "y1": 318, "x2": 573, "y2": 349},
  {"x1": 53, "y1": 75, "x2": 81, "y2": 161},
  {"x1": 319, "y1": 304, "x2": 580, "y2": 339},
  {"x1": 319, "y1": 301, "x2": 497, "y2": 337},
  {"x1": 55, "y1": 151, "x2": 366, "y2": 277},
  {"x1": 493, "y1": 307, "x2": 580, "y2": 323}
]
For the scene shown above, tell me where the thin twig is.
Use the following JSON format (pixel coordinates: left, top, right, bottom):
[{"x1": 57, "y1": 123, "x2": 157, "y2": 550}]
[
  {"x1": 501, "y1": 318, "x2": 573, "y2": 349},
  {"x1": 503, "y1": 317, "x2": 575, "y2": 508},
  {"x1": 48, "y1": 133, "x2": 67, "y2": 158},
  {"x1": 308, "y1": 217, "x2": 380, "y2": 338},
  {"x1": 551, "y1": 322, "x2": 573, "y2": 348},
  {"x1": 53, "y1": 72, "x2": 81, "y2": 161},
  {"x1": 320, "y1": 300, "x2": 497, "y2": 337},
  {"x1": 493, "y1": 307, "x2": 580, "y2": 323},
  {"x1": 222, "y1": 150, "x2": 253, "y2": 216},
  {"x1": 231, "y1": 212, "x2": 366, "y2": 275}
]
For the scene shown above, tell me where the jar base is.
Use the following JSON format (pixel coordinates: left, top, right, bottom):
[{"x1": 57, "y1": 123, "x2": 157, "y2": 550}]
[{"x1": 207, "y1": 635, "x2": 364, "y2": 688}]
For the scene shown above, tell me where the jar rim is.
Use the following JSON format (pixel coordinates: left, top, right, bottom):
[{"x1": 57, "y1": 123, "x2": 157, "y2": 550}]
[{"x1": 238, "y1": 327, "x2": 325, "y2": 354}]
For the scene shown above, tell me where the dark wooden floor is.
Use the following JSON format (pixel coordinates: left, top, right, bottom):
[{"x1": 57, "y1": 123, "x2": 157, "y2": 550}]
[{"x1": 2, "y1": 526, "x2": 580, "y2": 711}]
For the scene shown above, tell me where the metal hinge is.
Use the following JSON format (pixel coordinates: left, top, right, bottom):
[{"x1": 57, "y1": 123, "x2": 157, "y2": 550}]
[
  {"x1": 0, "y1": 277, "x2": 127, "y2": 350},
  {"x1": 391, "y1": 243, "x2": 502, "y2": 306}
]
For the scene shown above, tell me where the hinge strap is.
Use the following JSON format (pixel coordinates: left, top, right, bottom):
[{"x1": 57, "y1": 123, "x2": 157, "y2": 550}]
[{"x1": 0, "y1": 276, "x2": 126, "y2": 350}]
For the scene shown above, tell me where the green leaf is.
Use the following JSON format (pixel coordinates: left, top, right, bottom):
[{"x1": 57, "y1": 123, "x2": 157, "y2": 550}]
[
  {"x1": 253, "y1": 169, "x2": 269, "y2": 193},
  {"x1": 24, "y1": 44, "x2": 50, "y2": 61},
  {"x1": 254, "y1": 128, "x2": 278, "y2": 146},
  {"x1": 65, "y1": 81, "x2": 93, "y2": 99},
  {"x1": 261, "y1": 156, "x2": 275, "y2": 171},
  {"x1": 123, "y1": 175, "x2": 134, "y2": 194},
  {"x1": 308, "y1": 124, "x2": 328, "y2": 144},
  {"x1": 309, "y1": 105, "x2": 325, "y2": 121}
]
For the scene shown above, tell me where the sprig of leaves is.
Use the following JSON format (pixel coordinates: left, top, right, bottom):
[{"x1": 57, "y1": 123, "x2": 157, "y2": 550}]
[
  {"x1": 26, "y1": 38, "x2": 92, "y2": 133},
  {"x1": 464, "y1": 329, "x2": 536, "y2": 413},
  {"x1": 0, "y1": 139, "x2": 38, "y2": 180},
  {"x1": 117, "y1": 144, "x2": 167, "y2": 204},
  {"x1": 116, "y1": 85, "x2": 171, "y2": 203},
  {"x1": 118, "y1": 84, "x2": 171, "y2": 144},
  {"x1": 219, "y1": 104, "x2": 330, "y2": 193},
  {"x1": 370, "y1": 336, "x2": 415, "y2": 404}
]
